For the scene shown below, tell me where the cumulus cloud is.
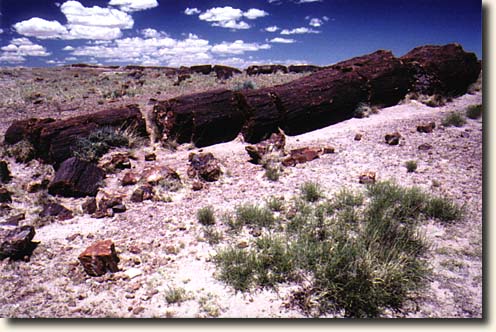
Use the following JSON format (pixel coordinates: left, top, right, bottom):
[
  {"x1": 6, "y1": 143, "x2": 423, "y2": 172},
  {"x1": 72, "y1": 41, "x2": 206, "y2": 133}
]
[
  {"x1": 184, "y1": 7, "x2": 201, "y2": 15},
  {"x1": 265, "y1": 26, "x2": 279, "y2": 32},
  {"x1": 296, "y1": 0, "x2": 322, "y2": 3},
  {"x1": 108, "y1": 0, "x2": 158, "y2": 12},
  {"x1": 280, "y1": 27, "x2": 320, "y2": 35},
  {"x1": 211, "y1": 40, "x2": 270, "y2": 55},
  {"x1": 269, "y1": 37, "x2": 296, "y2": 43},
  {"x1": 13, "y1": 1, "x2": 134, "y2": 40},
  {"x1": 0, "y1": 37, "x2": 50, "y2": 63},
  {"x1": 13, "y1": 17, "x2": 68, "y2": 39},
  {"x1": 308, "y1": 18, "x2": 323, "y2": 27},
  {"x1": 198, "y1": 6, "x2": 268, "y2": 30},
  {"x1": 0, "y1": 29, "x2": 3, "y2": 34},
  {"x1": 141, "y1": 28, "x2": 167, "y2": 38},
  {"x1": 62, "y1": 45, "x2": 75, "y2": 51}
]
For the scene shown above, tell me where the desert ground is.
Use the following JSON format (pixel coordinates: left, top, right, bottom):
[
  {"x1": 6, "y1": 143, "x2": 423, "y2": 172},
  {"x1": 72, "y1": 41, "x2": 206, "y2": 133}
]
[{"x1": 0, "y1": 66, "x2": 482, "y2": 318}]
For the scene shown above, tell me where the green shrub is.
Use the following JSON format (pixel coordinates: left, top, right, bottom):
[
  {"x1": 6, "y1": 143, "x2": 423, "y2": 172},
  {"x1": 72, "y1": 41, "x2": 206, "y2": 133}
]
[
  {"x1": 3, "y1": 140, "x2": 36, "y2": 163},
  {"x1": 425, "y1": 196, "x2": 464, "y2": 222},
  {"x1": 266, "y1": 196, "x2": 285, "y2": 212},
  {"x1": 442, "y1": 112, "x2": 466, "y2": 127},
  {"x1": 265, "y1": 165, "x2": 280, "y2": 181},
  {"x1": 235, "y1": 203, "x2": 275, "y2": 228},
  {"x1": 72, "y1": 126, "x2": 129, "y2": 162},
  {"x1": 197, "y1": 206, "x2": 216, "y2": 225},
  {"x1": 405, "y1": 160, "x2": 418, "y2": 173},
  {"x1": 300, "y1": 181, "x2": 322, "y2": 202},
  {"x1": 203, "y1": 226, "x2": 224, "y2": 245},
  {"x1": 214, "y1": 247, "x2": 256, "y2": 292},
  {"x1": 233, "y1": 80, "x2": 257, "y2": 91},
  {"x1": 466, "y1": 104, "x2": 482, "y2": 119},
  {"x1": 164, "y1": 286, "x2": 187, "y2": 304}
]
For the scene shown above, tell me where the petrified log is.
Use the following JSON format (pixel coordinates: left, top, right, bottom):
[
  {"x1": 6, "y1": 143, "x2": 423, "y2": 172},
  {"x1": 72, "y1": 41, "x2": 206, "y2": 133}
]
[
  {"x1": 153, "y1": 89, "x2": 245, "y2": 147},
  {"x1": 78, "y1": 240, "x2": 120, "y2": 276},
  {"x1": 4, "y1": 118, "x2": 55, "y2": 145},
  {"x1": 190, "y1": 65, "x2": 213, "y2": 75},
  {"x1": 401, "y1": 44, "x2": 481, "y2": 96},
  {"x1": 0, "y1": 226, "x2": 38, "y2": 261},
  {"x1": 238, "y1": 88, "x2": 282, "y2": 143},
  {"x1": 213, "y1": 65, "x2": 242, "y2": 80},
  {"x1": 246, "y1": 65, "x2": 288, "y2": 75},
  {"x1": 332, "y1": 50, "x2": 412, "y2": 107},
  {"x1": 288, "y1": 65, "x2": 321, "y2": 73},
  {"x1": 48, "y1": 157, "x2": 105, "y2": 197},
  {"x1": 273, "y1": 67, "x2": 369, "y2": 135}
]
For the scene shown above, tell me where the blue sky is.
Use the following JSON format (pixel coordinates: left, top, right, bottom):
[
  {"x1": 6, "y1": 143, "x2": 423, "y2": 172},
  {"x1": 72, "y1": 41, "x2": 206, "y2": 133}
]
[{"x1": 0, "y1": 0, "x2": 482, "y2": 67}]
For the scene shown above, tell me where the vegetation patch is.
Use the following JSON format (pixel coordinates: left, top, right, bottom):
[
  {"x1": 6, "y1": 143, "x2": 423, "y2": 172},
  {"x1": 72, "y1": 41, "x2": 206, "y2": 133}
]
[
  {"x1": 213, "y1": 181, "x2": 464, "y2": 317},
  {"x1": 72, "y1": 126, "x2": 131, "y2": 162},
  {"x1": 442, "y1": 111, "x2": 466, "y2": 127},
  {"x1": 465, "y1": 104, "x2": 482, "y2": 119}
]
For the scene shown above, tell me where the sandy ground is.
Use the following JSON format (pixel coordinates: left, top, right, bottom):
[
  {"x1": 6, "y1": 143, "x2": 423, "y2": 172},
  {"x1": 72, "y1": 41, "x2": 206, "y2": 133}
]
[{"x1": 0, "y1": 90, "x2": 482, "y2": 318}]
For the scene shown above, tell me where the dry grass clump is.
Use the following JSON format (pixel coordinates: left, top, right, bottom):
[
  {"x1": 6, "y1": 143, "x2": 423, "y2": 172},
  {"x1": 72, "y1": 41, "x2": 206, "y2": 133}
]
[{"x1": 442, "y1": 112, "x2": 466, "y2": 127}]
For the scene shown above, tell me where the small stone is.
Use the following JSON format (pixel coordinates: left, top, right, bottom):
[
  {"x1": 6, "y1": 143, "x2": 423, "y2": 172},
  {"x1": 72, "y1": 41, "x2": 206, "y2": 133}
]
[
  {"x1": 128, "y1": 245, "x2": 141, "y2": 254},
  {"x1": 124, "y1": 267, "x2": 143, "y2": 280},
  {"x1": 78, "y1": 240, "x2": 120, "y2": 277},
  {"x1": 144, "y1": 153, "x2": 156, "y2": 161},
  {"x1": 3, "y1": 213, "x2": 25, "y2": 226},
  {"x1": 354, "y1": 133, "x2": 363, "y2": 141},
  {"x1": 359, "y1": 171, "x2": 376, "y2": 184},
  {"x1": 385, "y1": 132, "x2": 401, "y2": 145},
  {"x1": 0, "y1": 225, "x2": 38, "y2": 261},
  {"x1": 112, "y1": 204, "x2": 127, "y2": 213},
  {"x1": 125, "y1": 294, "x2": 135, "y2": 299},
  {"x1": 130, "y1": 185, "x2": 154, "y2": 202},
  {"x1": 121, "y1": 172, "x2": 139, "y2": 186},
  {"x1": 192, "y1": 181, "x2": 204, "y2": 191},
  {"x1": 132, "y1": 306, "x2": 145, "y2": 315},
  {"x1": 66, "y1": 233, "x2": 81, "y2": 242},
  {"x1": 82, "y1": 198, "x2": 97, "y2": 215},
  {"x1": 39, "y1": 202, "x2": 73, "y2": 221},
  {"x1": 0, "y1": 161, "x2": 12, "y2": 184},
  {"x1": 0, "y1": 187, "x2": 12, "y2": 203},
  {"x1": 323, "y1": 146, "x2": 335, "y2": 154},
  {"x1": 237, "y1": 240, "x2": 249, "y2": 249},
  {"x1": 418, "y1": 143, "x2": 433, "y2": 151},
  {"x1": 187, "y1": 152, "x2": 222, "y2": 182},
  {"x1": 417, "y1": 122, "x2": 436, "y2": 133},
  {"x1": 165, "y1": 245, "x2": 178, "y2": 255}
]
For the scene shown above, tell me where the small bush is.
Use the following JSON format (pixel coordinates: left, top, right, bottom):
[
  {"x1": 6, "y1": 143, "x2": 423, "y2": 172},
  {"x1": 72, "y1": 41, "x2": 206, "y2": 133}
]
[
  {"x1": 353, "y1": 103, "x2": 371, "y2": 118},
  {"x1": 466, "y1": 104, "x2": 482, "y2": 119},
  {"x1": 233, "y1": 80, "x2": 257, "y2": 91},
  {"x1": 425, "y1": 196, "x2": 464, "y2": 222},
  {"x1": 203, "y1": 226, "x2": 224, "y2": 245},
  {"x1": 265, "y1": 166, "x2": 280, "y2": 181},
  {"x1": 442, "y1": 112, "x2": 466, "y2": 127},
  {"x1": 164, "y1": 286, "x2": 188, "y2": 304},
  {"x1": 72, "y1": 126, "x2": 129, "y2": 162},
  {"x1": 3, "y1": 140, "x2": 36, "y2": 163},
  {"x1": 300, "y1": 181, "x2": 322, "y2": 202},
  {"x1": 405, "y1": 160, "x2": 418, "y2": 173},
  {"x1": 197, "y1": 206, "x2": 215, "y2": 225},
  {"x1": 235, "y1": 203, "x2": 275, "y2": 228},
  {"x1": 266, "y1": 196, "x2": 285, "y2": 212},
  {"x1": 214, "y1": 247, "x2": 256, "y2": 292}
]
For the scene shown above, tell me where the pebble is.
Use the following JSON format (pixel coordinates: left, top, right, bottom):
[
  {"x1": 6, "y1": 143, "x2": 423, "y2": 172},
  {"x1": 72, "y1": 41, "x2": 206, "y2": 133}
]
[{"x1": 124, "y1": 268, "x2": 143, "y2": 280}]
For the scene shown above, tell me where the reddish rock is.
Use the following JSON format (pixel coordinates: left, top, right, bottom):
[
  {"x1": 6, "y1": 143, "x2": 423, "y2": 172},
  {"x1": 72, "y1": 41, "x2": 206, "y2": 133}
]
[
  {"x1": 0, "y1": 226, "x2": 38, "y2": 261},
  {"x1": 0, "y1": 161, "x2": 12, "y2": 183},
  {"x1": 143, "y1": 166, "x2": 180, "y2": 186},
  {"x1": 48, "y1": 157, "x2": 105, "y2": 197},
  {"x1": 359, "y1": 171, "x2": 376, "y2": 184},
  {"x1": 192, "y1": 181, "x2": 204, "y2": 191},
  {"x1": 417, "y1": 122, "x2": 436, "y2": 133},
  {"x1": 121, "y1": 172, "x2": 139, "y2": 186},
  {"x1": 187, "y1": 152, "x2": 222, "y2": 182},
  {"x1": 354, "y1": 133, "x2": 363, "y2": 141},
  {"x1": 323, "y1": 146, "x2": 335, "y2": 154},
  {"x1": 100, "y1": 152, "x2": 132, "y2": 173},
  {"x1": 4, "y1": 118, "x2": 55, "y2": 145},
  {"x1": 385, "y1": 132, "x2": 402, "y2": 145},
  {"x1": 245, "y1": 132, "x2": 286, "y2": 164},
  {"x1": 0, "y1": 187, "x2": 12, "y2": 203},
  {"x1": 282, "y1": 147, "x2": 321, "y2": 167},
  {"x1": 78, "y1": 240, "x2": 120, "y2": 276},
  {"x1": 39, "y1": 202, "x2": 73, "y2": 221},
  {"x1": 130, "y1": 184, "x2": 154, "y2": 202},
  {"x1": 82, "y1": 198, "x2": 97, "y2": 214},
  {"x1": 27, "y1": 179, "x2": 50, "y2": 193}
]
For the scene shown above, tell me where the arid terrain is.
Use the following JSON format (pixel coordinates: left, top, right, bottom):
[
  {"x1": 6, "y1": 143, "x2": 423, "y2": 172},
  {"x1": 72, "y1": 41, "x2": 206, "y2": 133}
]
[{"x1": 0, "y1": 64, "x2": 483, "y2": 318}]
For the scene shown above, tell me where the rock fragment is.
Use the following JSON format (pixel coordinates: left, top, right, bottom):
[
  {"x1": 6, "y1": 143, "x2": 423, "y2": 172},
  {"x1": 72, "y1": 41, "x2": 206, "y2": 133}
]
[{"x1": 78, "y1": 240, "x2": 120, "y2": 276}]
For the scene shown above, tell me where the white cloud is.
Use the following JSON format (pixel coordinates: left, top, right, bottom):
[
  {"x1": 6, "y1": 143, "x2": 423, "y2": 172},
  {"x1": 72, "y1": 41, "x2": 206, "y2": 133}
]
[
  {"x1": 62, "y1": 45, "x2": 75, "y2": 51},
  {"x1": 269, "y1": 37, "x2": 296, "y2": 43},
  {"x1": 243, "y1": 8, "x2": 268, "y2": 19},
  {"x1": 13, "y1": 17, "x2": 68, "y2": 39},
  {"x1": 184, "y1": 7, "x2": 201, "y2": 15},
  {"x1": 308, "y1": 18, "x2": 323, "y2": 27},
  {"x1": 141, "y1": 28, "x2": 167, "y2": 38},
  {"x1": 323, "y1": 16, "x2": 330, "y2": 21},
  {"x1": 0, "y1": 29, "x2": 3, "y2": 34},
  {"x1": 280, "y1": 27, "x2": 320, "y2": 35},
  {"x1": 265, "y1": 26, "x2": 279, "y2": 32},
  {"x1": 61, "y1": 1, "x2": 133, "y2": 29},
  {"x1": 211, "y1": 40, "x2": 270, "y2": 55},
  {"x1": 296, "y1": 0, "x2": 322, "y2": 3},
  {"x1": 0, "y1": 37, "x2": 50, "y2": 63},
  {"x1": 198, "y1": 6, "x2": 267, "y2": 30},
  {"x1": 108, "y1": 0, "x2": 158, "y2": 12}
]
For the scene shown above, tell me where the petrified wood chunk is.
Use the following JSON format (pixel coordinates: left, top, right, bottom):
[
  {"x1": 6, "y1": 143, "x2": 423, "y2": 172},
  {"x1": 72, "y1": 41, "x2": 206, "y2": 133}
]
[
  {"x1": 213, "y1": 65, "x2": 242, "y2": 80},
  {"x1": 0, "y1": 226, "x2": 38, "y2": 261},
  {"x1": 130, "y1": 184, "x2": 154, "y2": 202},
  {"x1": 246, "y1": 65, "x2": 288, "y2": 75},
  {"x1": 0, "y1": 160, "x2": 12, "y2": 184},
  {"x1": 288, "y1": 65, "x2": 321, "y2": 73},
  {"x1": 154, "y1": 89, "x2": 245, "y2": 147},
  {"x1": 4, "y1": 118, "x2": 55, "y2": 145},
  {"x1": 417, "y1": 122, "x2": 436, "y2": 133},
  {"x1": 282, "y1": 147, "x2": 322, "y2": 167},
  {"x1": 359, "y1": 171, "x2": 376, "y2": 184},
  {"x1": 401, "y1": 43, "x2": 481, "y2": 96},
  {"x1": 39, "y1": 202, "x2": 73, "y2": 221},
  {"x1": 385, "y1": 132, "x2": 402, "y2": 145},
  {"x1": 0, "y1": 187, "x2": 12, "y2": 203},
  {"x1": 190, "y1": 65, "x2": 213, "y2": 75},
  {"x1": 245, "y1": 132, "x2": 286, "y2": 164},
  {"x1": 48, "y1": 157, "x2": 105, "y2": 197},
  {"x1": 78, "y1": 240, "x2": 120, "y2": 276},
  {"x1": 187, "y1": 152, "x2": 222, "y2": 182}
]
